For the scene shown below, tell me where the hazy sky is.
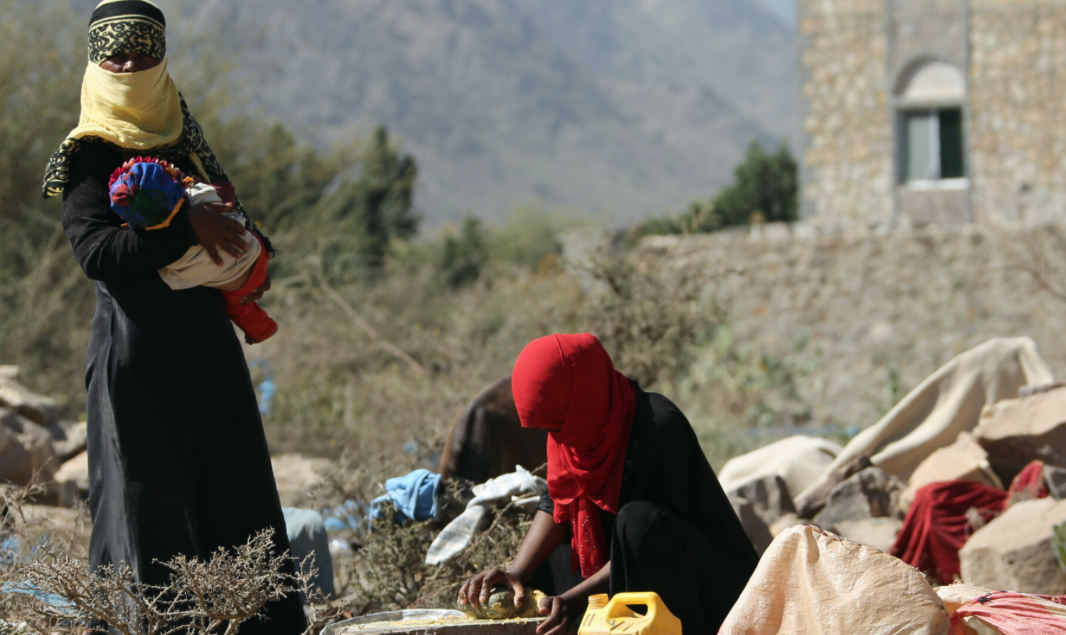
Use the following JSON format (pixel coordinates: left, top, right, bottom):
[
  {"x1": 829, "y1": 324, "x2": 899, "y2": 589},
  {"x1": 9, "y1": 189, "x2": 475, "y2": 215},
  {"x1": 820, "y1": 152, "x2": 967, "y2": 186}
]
[{"x1": 756, "y1": 0, "x2": 796, "y2": 25}]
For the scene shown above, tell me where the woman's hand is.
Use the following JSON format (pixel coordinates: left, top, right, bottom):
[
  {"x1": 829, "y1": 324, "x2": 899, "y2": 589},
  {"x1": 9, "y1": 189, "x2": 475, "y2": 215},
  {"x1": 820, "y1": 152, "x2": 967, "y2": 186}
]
[
  {"x1": 188, "y1": 202, "x2": 248, "y2": 266},
  {"x1": 537, "y1": 595, "x2": 581, "y2": 635},
  {"x1": 458, "y1": 569, "x2": 527, "y2": 610}
]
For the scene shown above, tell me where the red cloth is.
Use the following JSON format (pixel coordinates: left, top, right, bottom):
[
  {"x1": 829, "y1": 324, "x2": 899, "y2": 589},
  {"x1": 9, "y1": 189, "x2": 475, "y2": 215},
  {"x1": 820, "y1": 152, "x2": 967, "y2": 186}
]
[
  {"x1": 512, "y1": 333, "x2": 636, "y2": 579},
  {"x1": 891, "y1": 460, "x2": 1051, "y2": 585},
  {"x1": 951, "y1": 592, "x2": 1066, "y2": 634},
  {"x1": 221, "y1": 235, "x2": 277, "y2": 343},
  {"x1": 890, "y1": 481, "x2": 1008, "y2": 585},
  {"x1": 1009, "y1": 459, "x2": 1050, "y2": 501}
]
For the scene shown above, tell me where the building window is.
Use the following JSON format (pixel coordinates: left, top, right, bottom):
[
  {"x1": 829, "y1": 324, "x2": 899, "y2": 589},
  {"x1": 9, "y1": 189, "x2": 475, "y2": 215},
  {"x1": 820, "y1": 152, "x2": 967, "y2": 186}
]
[
  {"x1": 896, "y1": 60, "x2": 966, "y2": 185},
  {"x1": 902, "y1": 108, "x2": 965, "y2": 182}
]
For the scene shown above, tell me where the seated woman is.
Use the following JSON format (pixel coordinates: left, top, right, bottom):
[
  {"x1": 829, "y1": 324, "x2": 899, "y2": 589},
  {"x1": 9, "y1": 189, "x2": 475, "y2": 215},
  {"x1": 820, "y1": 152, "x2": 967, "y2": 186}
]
[{"x1": 459, "y1": 333, "x2": 759, "y2": 635}]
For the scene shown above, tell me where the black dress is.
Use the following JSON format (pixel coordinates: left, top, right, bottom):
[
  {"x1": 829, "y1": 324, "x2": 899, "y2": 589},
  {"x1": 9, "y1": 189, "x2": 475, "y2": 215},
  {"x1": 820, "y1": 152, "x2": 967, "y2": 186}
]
[
  {"x1": 62, "y1": 140, "x2": 307, "y2": 634},
  {"x1": 537, "y1": 385, "x2": 758, "y2": 634}
]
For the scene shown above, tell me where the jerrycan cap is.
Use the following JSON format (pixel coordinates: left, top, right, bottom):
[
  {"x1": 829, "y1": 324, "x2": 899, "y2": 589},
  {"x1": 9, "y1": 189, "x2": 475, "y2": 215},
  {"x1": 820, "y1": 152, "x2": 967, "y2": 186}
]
[{"x1": 587, "y1": 594, "x2": 609, "y2": 610}]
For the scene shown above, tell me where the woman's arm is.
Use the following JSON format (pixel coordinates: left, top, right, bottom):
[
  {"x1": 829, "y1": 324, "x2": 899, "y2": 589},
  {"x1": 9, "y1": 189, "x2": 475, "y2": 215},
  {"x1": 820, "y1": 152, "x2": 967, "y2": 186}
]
[
  {"x1": 61, "y1": 144, "x2": 248, "y2": 282},
  {"x1": 538, "y1": 562, "x2": 610, "y2": 635},
  {"x1": 459, "y1": 510, "x2": 568, "y2": 609}
]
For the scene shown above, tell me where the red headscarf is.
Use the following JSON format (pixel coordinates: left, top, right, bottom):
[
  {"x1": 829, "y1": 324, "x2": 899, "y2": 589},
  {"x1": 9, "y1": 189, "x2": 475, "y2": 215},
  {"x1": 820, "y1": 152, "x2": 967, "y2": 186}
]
[{"x1": 512, "y1": 333, "x2": 637, "y2": 578}]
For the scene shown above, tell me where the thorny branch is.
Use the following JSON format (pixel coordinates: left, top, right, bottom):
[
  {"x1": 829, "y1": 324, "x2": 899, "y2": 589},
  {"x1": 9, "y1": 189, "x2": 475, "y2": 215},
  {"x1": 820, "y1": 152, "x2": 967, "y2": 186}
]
[{"x1": 3, "y1": 514, "x2": 348, "y2": 635}]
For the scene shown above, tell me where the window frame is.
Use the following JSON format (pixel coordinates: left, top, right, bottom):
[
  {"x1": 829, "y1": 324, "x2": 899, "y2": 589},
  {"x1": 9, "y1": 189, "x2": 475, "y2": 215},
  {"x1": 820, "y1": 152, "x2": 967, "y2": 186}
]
[{"x1": 897, "y1": 105, "x2": 968, "y2": 187}]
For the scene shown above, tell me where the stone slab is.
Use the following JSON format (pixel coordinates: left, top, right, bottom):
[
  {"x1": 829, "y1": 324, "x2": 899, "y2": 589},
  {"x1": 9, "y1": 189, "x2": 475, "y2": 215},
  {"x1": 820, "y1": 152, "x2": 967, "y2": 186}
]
[{"x1": 960, "y1": 498, "x2": 1066, "y2": 595}]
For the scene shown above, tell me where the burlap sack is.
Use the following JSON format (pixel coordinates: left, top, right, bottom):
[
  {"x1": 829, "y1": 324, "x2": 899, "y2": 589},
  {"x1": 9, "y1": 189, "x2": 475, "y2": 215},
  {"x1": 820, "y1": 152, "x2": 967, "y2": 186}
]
[{"x1": 718, "y1": 525, "x2": 950, "y2": 635}]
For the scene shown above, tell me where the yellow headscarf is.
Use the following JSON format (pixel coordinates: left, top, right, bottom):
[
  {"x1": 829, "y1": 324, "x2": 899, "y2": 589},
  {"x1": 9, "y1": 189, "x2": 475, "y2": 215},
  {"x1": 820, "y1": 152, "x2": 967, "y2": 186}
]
[{"x1": 43, "y1": 0, "x2": 233, "y2": 221}]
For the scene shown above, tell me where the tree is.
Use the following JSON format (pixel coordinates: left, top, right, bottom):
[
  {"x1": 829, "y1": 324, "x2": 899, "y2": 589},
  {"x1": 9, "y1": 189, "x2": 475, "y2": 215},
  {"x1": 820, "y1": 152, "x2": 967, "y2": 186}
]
[
  {"x1": 713, "y1": 140, "x2": 798, "y2": 226},
  {"x1": 351, "y1": 126, "x2": 420, "y2": 271},
  {"x1": 440, "y1": 216, "x2": 489, "y2": 288}
]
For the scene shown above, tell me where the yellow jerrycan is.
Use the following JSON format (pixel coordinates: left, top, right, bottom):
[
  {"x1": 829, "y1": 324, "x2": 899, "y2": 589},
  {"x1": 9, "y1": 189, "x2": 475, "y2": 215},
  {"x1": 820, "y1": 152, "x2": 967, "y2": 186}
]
[{"x1": 578, "y1": 592, "x2": 682, "y2": 635}]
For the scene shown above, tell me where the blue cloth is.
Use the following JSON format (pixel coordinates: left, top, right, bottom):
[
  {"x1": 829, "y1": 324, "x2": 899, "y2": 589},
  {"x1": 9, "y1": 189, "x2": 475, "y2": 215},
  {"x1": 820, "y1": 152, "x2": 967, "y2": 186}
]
[
  {"x1": 282, "y1": 508, "x2": 335, "y2": 600},
  {"x1": 322, "y1": 499, "x2": 365, "y2": 533},
  {"x1": 369, "y1": 469, "x2": 442, "y2": 522},
  {"x1": 109, "y1": 160, "x2": 187, "y2": 230},
  {"x1": 1, "y1": 581, "x2": 75, "y2": 611}
]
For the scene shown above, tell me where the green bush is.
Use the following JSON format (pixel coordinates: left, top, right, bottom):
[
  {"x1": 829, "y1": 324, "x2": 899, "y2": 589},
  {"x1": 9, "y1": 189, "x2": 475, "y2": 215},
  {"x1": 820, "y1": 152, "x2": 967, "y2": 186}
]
[
  {"x1": 714, "y1": 140, "x2": 798, "y2": 226},
  {"x1": 630, "y1": 139, "x2": 797, "y2": 240}
]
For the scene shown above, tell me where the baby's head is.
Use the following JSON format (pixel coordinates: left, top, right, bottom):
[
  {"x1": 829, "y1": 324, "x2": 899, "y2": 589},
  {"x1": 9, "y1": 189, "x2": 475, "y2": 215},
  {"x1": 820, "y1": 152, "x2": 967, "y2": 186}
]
[{"x1": 109, "y1": 157, "x2": 193, "y2": 231}]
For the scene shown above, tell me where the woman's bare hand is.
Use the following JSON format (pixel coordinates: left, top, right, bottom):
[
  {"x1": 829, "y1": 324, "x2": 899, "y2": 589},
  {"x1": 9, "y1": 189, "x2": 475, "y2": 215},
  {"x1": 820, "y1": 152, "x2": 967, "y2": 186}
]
[
  {"x1": 188, "y1": 202, "x2": 248, "y2": 265},
  {"x1": 537, "y1": 595, "x2": 580, "y2": 635},
  {"x1": 458, "y1": 569, "x2": 526, "y2": 610}
]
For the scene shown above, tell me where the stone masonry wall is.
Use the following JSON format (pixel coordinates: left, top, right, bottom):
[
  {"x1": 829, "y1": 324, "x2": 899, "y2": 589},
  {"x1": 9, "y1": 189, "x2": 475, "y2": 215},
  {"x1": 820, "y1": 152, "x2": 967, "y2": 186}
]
[
  {"x1": 969, "y1": 0, "x2": 1066, "y2": 224},
  {"x1": 798, "y1": 0, "x2": 894, "y2": 226},
  {"x1": 888, "y1": 0, "x2": 968, "y2": 76},
  {"x1": 639, "y1": 224, "x2": 1066, "y2": 431}
]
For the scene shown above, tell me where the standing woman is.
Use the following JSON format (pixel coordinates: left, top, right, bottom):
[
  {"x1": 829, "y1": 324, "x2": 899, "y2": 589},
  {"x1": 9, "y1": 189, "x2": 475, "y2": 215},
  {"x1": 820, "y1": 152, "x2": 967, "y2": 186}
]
[
  {"x1": 460, "y1": 334, "x2": 758, "y2": 634},
  {"x1": 44, "y1": 2, "x2": 307, "y2": 632}
]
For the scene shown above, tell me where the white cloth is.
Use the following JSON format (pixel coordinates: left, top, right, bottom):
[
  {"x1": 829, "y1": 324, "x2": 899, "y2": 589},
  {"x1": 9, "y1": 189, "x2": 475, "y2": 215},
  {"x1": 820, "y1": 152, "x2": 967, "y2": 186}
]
[
  {"x1": 425, "y1": 466, "x2": 546, "y2": 566},
  {"x1": 798, "y1": 337, "x2": 1053, "y2": 501},
  {"x1": 718, "y1": 525, "x2": 950, "y2": 635},
  {"x1": 157, "y1": 183, "x2": 260, "y2": 291}
]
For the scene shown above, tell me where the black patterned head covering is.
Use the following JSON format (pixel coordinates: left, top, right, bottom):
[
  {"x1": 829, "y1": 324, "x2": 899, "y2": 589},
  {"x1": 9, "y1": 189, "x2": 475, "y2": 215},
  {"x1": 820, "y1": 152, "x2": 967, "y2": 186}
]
[{"x1": 88, "y1": 0, "x2": 167, "y2": 64}]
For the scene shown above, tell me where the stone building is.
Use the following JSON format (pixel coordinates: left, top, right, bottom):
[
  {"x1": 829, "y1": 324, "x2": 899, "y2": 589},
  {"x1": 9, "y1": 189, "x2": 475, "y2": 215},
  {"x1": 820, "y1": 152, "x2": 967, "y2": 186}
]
[{"x1": 799, "y1": 0, "x2": 1066, "y2": 227}]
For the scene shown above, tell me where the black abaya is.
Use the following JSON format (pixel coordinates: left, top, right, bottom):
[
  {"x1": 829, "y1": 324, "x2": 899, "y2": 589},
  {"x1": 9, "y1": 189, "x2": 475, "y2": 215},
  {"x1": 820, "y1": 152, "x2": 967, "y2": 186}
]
[
  {"x1": 538, "y1": 386, "x2": 758, "y2": 633},
  {"x1": 63, "y1": 140, "x2": 307, "y2": 634}
]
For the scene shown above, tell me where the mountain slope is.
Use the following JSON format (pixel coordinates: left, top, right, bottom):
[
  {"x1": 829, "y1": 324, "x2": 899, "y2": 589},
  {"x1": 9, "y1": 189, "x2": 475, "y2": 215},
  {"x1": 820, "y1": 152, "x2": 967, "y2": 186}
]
[
  {"x1": 512, "y1": 0, "x2": 800, "y2": 140},
  {"x1": 171, "y1": 0, "x2": 793, "y2": 224}
]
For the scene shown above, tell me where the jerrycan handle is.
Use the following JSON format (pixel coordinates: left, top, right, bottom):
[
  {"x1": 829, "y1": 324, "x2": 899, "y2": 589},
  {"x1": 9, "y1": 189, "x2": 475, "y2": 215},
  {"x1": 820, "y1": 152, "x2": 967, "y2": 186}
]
[{"x1": 604, "y1": 592, "x2": 662, "y2": 622}]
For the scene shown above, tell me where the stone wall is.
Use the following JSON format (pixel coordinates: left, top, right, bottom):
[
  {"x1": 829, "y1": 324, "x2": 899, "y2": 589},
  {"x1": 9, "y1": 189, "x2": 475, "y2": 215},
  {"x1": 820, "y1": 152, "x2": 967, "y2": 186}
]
[
  {"x1": 798, "y1": 0, "x2": 893, "y2": 226},
  {"x1": 638, "y1": 223, "x2": 1066, "y2": 430},
  {"x1": 888, "y1": 0, "x2": 968, "y2": 77},
  {"x1": 969, "y1": 0, "x2": 1066, "y2": 224}
]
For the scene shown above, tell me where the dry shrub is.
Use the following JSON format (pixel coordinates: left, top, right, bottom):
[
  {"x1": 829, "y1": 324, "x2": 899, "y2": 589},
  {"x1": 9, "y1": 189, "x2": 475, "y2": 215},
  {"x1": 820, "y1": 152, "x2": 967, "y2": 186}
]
[
  {"x1": 581, "y1": 242, "x2": 726, "y2": 388},
  {"x1": 310, "y1": 451, "x2": 536, "y2": 616},
  {"x1": 0, "y1": 481, "x2": 347, "y2": 635},
  {"x1": 412, "y1": 502, "x2": 533, "y2": 611}
]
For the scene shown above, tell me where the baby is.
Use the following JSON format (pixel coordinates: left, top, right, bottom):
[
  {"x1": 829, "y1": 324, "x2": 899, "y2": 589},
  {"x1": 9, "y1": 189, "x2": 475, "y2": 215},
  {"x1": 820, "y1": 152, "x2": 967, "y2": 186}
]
[{"x1": 108, "y1": 157, "x2": 278, "y2": 343}]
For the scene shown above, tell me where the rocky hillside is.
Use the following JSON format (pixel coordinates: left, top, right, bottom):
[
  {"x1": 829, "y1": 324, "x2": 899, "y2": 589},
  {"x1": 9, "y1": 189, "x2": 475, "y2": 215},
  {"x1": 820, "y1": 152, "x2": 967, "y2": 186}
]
[{"x1": 169, "y1": 0, "x2": 797, "y2": 224}]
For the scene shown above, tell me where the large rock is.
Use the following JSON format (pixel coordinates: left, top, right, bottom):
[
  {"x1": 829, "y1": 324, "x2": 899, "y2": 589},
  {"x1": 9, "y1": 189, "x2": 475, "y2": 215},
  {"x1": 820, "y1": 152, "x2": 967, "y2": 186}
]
[
  {"x1": 959, "y1": 498, "x2": 1066, "y2": 595},
  {"x1": 726, "y1": 474, "x2": 796, "y2": 525},
  {"x1": 0, "y1": 366, "x2": 18, "y2": 380},
  {"x1": 272, "y1": 453, "x2": 330, "y2": 507},
  {"x1": 47, "y1": 421, "x2": 88, "y2": 463},
  {"x1": 283, "y1": 508, "x2": 336, "y2": 600},
  {"x1": 0, "y1": 378, "x2": 58, "y2": 426},
  {"x1": 0, "y1": 408, "x2": 59, "y2": 487},
  {"x1": 813, "y1": 467, "x2": 903, "y2": 527},
  {"x1": 1046, "y1": 465, "x2": 1066, "y2": 500},
  {"x1": 832, "y1": 518, "x2": 903, "y2": 553},
  {"x1": 974, "y1": 386, "x2": 1066, "y2": 485},
  {"x1": 726, "y1": 474, "x2": 797, "y2": 556},
  {"x1": 718, "y1": 435, "x2": 841, "y2": 500},
  {"x1": 54, "y1": 451, "x2": 89, "y2": 507},
  {"x1": 900, "y1": 432, "x2": 1003, "y2": 511},
  {"x1": 794, "y1": 455, "x2": 873, "y2": 519}
]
